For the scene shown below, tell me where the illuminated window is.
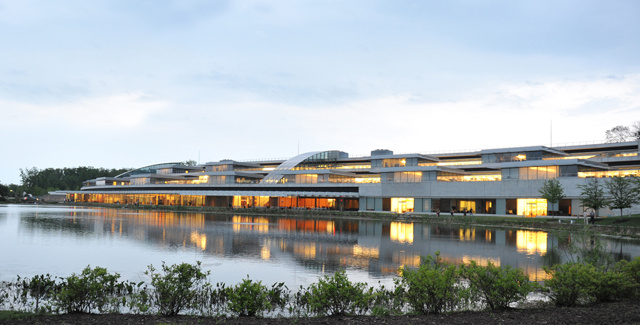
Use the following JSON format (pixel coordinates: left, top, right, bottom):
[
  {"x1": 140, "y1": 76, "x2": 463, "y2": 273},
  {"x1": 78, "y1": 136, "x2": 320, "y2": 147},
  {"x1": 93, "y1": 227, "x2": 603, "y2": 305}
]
[
  {"x1": 516, "y1": 198, "x2": 547, "y2": 217},
  {"x1": 390, "y1": 198, "x2": 414, "y2": 213},
  {"x1": 391, "y1": 172, "x2": 422, "y2": 183}
]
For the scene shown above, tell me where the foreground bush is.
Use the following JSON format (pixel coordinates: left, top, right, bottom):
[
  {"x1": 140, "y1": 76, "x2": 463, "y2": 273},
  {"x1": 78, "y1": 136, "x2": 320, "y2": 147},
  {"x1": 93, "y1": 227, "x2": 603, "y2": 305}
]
[
  {"x1": 460, "y1": 260, "x2": 536, "y2": 310},
  {"x1": 13, "y1": 274, "x2": 58, "y2": 313},
  {"x1": 617, "y1": 256, "x2": 640, "y2": 287},
  {"x1": 146, "y1": 262, "x2": 209, "y2": 316},
  {"x1": 3, "y1": 258, "x2": 640, "y2": 317},
  {"x1": 590, "y1": 265, "x2": 637, "y2": 303},
  {"x1": 301, "y1": 269, "x2": 373, "y2": 316},
  {"x1": 53, "y1": 266, "x2": 129, "y2": 314},
  {"x1": 397, "y1": 252, "x2": 468, "y2": 314},
  {"x1": 544, "y1": 262, "x2": 597, "y2": 307},
  {"x1": 226, "y1": 277, "x2": 288, "y2": 317}
]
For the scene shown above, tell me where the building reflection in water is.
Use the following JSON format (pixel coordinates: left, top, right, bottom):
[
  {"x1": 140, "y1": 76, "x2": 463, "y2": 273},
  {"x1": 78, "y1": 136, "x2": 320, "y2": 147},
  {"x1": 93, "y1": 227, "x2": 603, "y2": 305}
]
[{"x1": 14, "y1": 207, "x2": 637, "y2": 282}]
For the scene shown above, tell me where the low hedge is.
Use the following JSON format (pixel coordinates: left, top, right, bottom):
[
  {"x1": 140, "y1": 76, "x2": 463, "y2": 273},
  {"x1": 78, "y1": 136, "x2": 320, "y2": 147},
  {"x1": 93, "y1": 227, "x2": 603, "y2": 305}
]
[{"x1": 2, "y1": 255, "x2": 639, "y2": 317}]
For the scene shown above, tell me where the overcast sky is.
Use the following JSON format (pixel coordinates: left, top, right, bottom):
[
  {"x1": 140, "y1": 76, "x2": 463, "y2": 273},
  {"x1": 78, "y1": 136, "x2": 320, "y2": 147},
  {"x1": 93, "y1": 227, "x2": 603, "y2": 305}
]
[{"x1": 1, "y1": 0, "x2": 639, "y2": 185}]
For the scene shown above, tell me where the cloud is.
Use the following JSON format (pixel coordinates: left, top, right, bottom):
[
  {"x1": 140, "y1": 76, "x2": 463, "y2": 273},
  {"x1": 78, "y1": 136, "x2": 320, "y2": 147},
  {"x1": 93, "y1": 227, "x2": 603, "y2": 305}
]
[
  {"x1": 209, "y1": 74, "x2": 640, "y2": 155},
  {"x1": 1, "y1": 92, "x2": 169, "y2": 130}
]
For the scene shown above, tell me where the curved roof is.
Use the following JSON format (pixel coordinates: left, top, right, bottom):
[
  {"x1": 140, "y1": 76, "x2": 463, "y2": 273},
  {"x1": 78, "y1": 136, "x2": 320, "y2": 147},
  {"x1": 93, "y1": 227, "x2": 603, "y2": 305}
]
[
  {"x1": 260, "y1": 151, "x2": 347, "y2": 184},
  {"x1": 115, "y1": 162, "x2": 182, "y2": 178}
]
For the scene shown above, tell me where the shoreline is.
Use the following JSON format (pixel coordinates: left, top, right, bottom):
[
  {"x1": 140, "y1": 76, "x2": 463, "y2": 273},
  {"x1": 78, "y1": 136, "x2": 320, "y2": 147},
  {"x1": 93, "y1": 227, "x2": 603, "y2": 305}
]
[{"x1": 39, "y1": 202, "x2": 640, "y2": 240}]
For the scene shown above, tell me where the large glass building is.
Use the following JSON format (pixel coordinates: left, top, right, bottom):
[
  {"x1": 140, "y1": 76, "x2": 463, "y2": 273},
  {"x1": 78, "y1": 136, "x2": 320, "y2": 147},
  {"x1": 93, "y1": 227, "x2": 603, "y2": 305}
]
[{"x1": 72, "y1": 141, "x2": 640, "y2": 217}]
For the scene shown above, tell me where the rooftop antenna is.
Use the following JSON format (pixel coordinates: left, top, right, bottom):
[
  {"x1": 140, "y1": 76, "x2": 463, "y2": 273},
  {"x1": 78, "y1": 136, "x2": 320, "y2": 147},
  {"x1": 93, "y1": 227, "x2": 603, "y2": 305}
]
[{"x1": 198, "y1": 150, "x2": 200, "y2": 165}]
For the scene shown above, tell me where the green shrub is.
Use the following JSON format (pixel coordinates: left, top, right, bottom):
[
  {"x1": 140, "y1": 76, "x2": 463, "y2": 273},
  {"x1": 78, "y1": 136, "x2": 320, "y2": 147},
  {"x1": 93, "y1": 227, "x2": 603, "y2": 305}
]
[
  {"x1": 460, "y1": 260, "x2": 536, "y2": 310},
  {"x1": 369, "y1": 284, "x2": 403, "y2": 316},
  {"x1": 396, "y1": 252, "x2": 468, "y2": 314},
  {"x1": 226, "y1": 277, "x2": 279, "y2": 317},
  {"x1": 15, "y1": 274, "x2": 58, "y2": 313},
  {"x1": 200, "y1": 282, "x2": 229, "y2": 316},
  {"x1": 302, "y1": 269, "x2": 373, "y2": 316},
  {"x1": 544, "y1": 262, "x2": 597, "y2": 307},
  {"x1": 266, "y1": 282, "x2": 290, "y2": 316},
  {"x1": 589, "y1": 266, "x2": 637, "y2": 303},
  {"x1": 124, "y1": 282, "x2": 151, "y2": 315},
  {"x1": 617, "y1": 256, "x2": 640, "y2": 285},
  {"x1": 146, "y1": 261, "x2": 210, "y2": 316},
  {"x1": 53, "y1": 266, "x2": 126, "y2": 313}
]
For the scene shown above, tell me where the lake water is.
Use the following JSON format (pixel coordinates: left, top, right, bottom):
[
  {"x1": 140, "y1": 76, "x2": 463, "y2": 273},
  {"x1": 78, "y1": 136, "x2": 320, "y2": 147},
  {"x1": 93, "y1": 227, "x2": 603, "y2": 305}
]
[{"x1": 2, "y1": 204, "x2": 640, "y2": 288}]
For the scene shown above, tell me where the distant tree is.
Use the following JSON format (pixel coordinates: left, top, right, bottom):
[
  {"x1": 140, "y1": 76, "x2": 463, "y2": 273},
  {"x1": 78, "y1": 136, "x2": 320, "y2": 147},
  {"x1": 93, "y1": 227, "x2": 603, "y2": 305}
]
[
  {"x1": 20, "y1": 167, "x2": 40, "y2": 189},
  {"x1": 606, "y1": 176, "x2": 640, "y2": 218},
  {"x1": 605, "y1": 125, "x2": 631, "y2": 143},
  {"x1": 631, "y1": 121, "x2": 640, "y2": 140},
  {"x1": 18, "y1": 166, "x2": 130, "y2": 195},
  {"x1": 578, "y1": 178, "x2": 609, "y2": 217},
  {"x1": 0, "y1": 182, "x2": 9, "y2": 199},
  {"x1": 183, "y1": 160, "x2": 198, "y2": 166},
  {"x1": 539, "y1": 178, "x2": 565, "y2": 216}
]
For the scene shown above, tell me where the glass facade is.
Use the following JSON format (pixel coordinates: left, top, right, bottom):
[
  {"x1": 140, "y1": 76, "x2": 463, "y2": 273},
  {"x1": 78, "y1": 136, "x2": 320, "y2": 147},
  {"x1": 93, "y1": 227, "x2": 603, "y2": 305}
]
[
  {"x1": 517, "y1": 198, "x2": 548, "y2": 217},
  {"x1": 390, "y1": 198, "x2": 414, "y2": 213},
  {"x1": 75, "y1": 140, "x2": 640, "y2": 216}
]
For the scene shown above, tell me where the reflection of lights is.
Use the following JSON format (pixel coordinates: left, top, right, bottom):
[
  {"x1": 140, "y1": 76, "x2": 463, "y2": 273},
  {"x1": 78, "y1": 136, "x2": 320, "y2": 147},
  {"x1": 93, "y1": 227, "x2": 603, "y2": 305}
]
[
  {"x1": 392, "y1": 251, "x2": 420, "y2": 268},
  {"x1": 190, "y1": 231, "x2": 207, "y2": 251},
  {"x1": 277, "y1": 219, "x2": 336, "y2": 234},
  {"x1": 485, "y1": 230, "x2": 492, "y2": 242},
  {"x1": 461, "y1": 256, "x2": 500, "y2": 266},
  {"x1": 293, "y1": 243, "x2": 316, "y2": 259},
  {"x1": 232, "y1": 216, "x2": 269, "y2": 233},
  {"x1": 516, "y1": 230, "x2": 547, "y2": 255},
  {"x1": 459, "y1": 228, "x2": 475, "y2": 241},
  {"x1": 353, "y1": 245, "x2": 379, "y2": 258},
  {"x1": 326, "y1": 222, "x2": 335, "y2": 233},
  {"x1": 261, "y1": 246, "x2": 271, "y2": 260},
  {"x1": 390, "y1": 222, "x2": 414, "y2": 244}
]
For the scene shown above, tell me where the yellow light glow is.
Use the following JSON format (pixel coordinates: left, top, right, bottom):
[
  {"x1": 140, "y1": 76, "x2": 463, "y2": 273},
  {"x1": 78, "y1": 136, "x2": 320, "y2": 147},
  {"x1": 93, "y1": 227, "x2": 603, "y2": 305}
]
[
  {"x1": 392, "y1": 251, "x2": 421, "y2": 268},
  {"x1": 516, "y1": 154, "x2": 526, "y2": 160},
  {"x1": 355, "y1": 177, "x2": 381, "y2": 183},
  {"x1": 353, "y1": 245, "x2": 380, "y2": 258},
  {"x1": 261, "y1": 246, "x2": 271, "y2": 260},
  {"x1": 517, "y1": 198, "x2": 547, "y2": 217},
  {"x1": 461, "y1": 256, "x2": 500, "y2": 266},
  {"x1": 390, "y1": 222, "x2": 414, "y2": 244},
  {"x1": 459, "y1": 228, "x2": 476, "y2": 241},
  {"x1": 294, "y1": 243, "x2": 316, "y2": 259},
  {"x1": 579, "y1": 169, "x2": 640, "y2": 178},
  {"x1": 190, "y1": 231, "x2": 207, "y2": 251},
  {"x1": 516, "y1": 230, "x2": 547, "y2": 255},
  {"x1": 391, "y1": 198, "x2": 414, "y2": 213}
]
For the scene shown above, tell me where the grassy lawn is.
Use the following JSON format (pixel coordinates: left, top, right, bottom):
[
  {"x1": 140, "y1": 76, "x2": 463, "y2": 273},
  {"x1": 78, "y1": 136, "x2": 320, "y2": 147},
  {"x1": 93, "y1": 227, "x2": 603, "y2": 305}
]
[
  {"x1": 420, "y1": 213, "x2": 640, "y2": 231},
  {"x1": 0, "y1": 311, "x2": 37, "y2": 321},
  {"x1": 594, "y1": 214, "x2": 640, "y2": 227}
]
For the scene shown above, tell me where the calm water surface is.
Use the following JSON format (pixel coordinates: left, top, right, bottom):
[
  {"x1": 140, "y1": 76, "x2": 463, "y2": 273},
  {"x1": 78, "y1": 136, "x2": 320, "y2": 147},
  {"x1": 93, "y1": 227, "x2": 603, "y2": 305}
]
[{"x1": 2, "y1": 204, "x2": 640, "y2": 287}]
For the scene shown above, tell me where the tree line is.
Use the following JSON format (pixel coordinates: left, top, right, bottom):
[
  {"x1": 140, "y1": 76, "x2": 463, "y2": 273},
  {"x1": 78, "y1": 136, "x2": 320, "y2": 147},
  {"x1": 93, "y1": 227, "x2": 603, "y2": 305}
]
[
  {"x1": 540, "y1": 176, "x2": 640, "y2": 218},
  {"x1": 0, "y1": 166, "x2": 131, "y2": 199},
  {"x1": 605, "y1": 121, "x2": 640, "y2": 143}
]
